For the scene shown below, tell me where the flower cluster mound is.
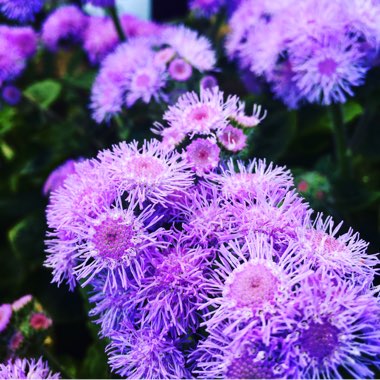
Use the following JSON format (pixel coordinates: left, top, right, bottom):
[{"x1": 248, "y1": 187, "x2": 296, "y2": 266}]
[
  {"x1": 227, "y1": 0, "x2": 380, "y2": 107},
  {"x1": 44, "y1": 88, "x2": 380, "y2": 379}
]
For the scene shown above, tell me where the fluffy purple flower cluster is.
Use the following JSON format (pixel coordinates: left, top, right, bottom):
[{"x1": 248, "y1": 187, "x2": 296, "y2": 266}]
[
  {"x1": 41, "y1": 6, "x2": 159, "y2": 63},
  {"x1": 0, "y1": 357, "x2": 60, "y2": 379},
  {"x1": 45, "y1": 88, "x2": 380, "y2": 378},
  {"x1": 0, "y1": 25, "x2": 37, "y2": 87},
  {"x1": 0, "y1": 0, "x2": 44, "y2": 23},
  {"x1": 189, "y1": 0, "x2": 241, "y2": 17},
  {"x1": 90, "y1": 25, "x2": 217, "y2": 123},
  {"x1": 227, "y1": 0, "x2": 380, "y2": 107},
  {"x1": 154, "y1": 87, "x2": 267, "y2": 173}
]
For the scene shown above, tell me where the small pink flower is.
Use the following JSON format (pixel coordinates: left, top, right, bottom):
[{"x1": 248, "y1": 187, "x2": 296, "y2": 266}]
[
  {"x1": 185, "y1": 138, "x2": 220, "y2": 174},
  {"x1": 12, "y1": 294, "x2": 33, "y2": 311},
  {"x1": 30, "y1": 313, "x2": 52, "y2": 330},
  {"x1": 298, "y1": 180, "x2": 309, "y2": 193},
  {"x1": 218, "y1": 125, "x2": 247, "y2": 152},
  {"x1": 232, "y1": 103, "x2": 267, "y2": 128},
  {"x1": 169, "y1": 58, "x2": 193, "y2": 82},
  {"x1": 9, "y1": 331, "x2": 24, "y2": 351},
  {"x1": 0, "y1": 304, "x2": 12, "y2": 333}
]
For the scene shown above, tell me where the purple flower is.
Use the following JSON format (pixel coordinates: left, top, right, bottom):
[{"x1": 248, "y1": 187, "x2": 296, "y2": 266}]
[
  {"x1": 185, "y1": 138, "x2": 221, "y2": 175},
  {"x1": 200, "y1": 75, "x2": 218, "y2": 90},
  {"x1": 0, "y1": 26, "x2": 37, "y2": 84},
  {"x1": 42, "y1": 6, "x2": 88, "y2": 51},
  {"x1": 226, "y1": 0, "x2": 380, "y2": 107},
  {"x1": 217, "y1": 124, "x2": 247, "y2": 152},
  {"x1": 162, "y1": 87, "x2": 239, "y2": 137},
  {"x1": 0, "y1": 304, "x2": 12, "y2": 332},
  {"x1": 199, "y1": 234, "x2": 312, "y2": 330},
  {"x1": 43, "y1": 159, "x2": 81, "y2": 195},
  {"x1": 12, "y1": 295, "x2": 32, "y2": 311},
  {"x1": 189, "y1": 0, "x2": 226, "y2": 17},
  {"x1": 273, "y1": 271, "x2": 380, "y2": 379},
  {"x1": 0, "y1": 357, "x2": 60, "y2": 379},
  {"x1": 97, "y1": 139, "x2": 194, "y2": 207},
  {"x1": 0, "y1": 0, "x2": 44, "y2": 23},
  {"x1": 297, "y1": 214, "x2": 378, "y2": 283},
  {"x1": 193, "y1": 325, "x2": 289, "y2": 379},
  {"x1": 2, "y1": 85, "x2": 21, "y2": 106},
  {"x1": 168, "y1": 58, "x2": 193, "y2": 82},
  {"x1": 162, "y1": 25, "x2": 216, "y2": 72},
  {"x1": 212, "y1": 158, "x2": 294, "y2": 199},
  {"x1": 135, "y1": 241, "x2": 209, "y2": 335},
  {"x1": 85, "y1": 0, "x2": 115, "y2": 7},
  {"x1": 107, "y1": 324, "x2": 190, "y2": 379}
]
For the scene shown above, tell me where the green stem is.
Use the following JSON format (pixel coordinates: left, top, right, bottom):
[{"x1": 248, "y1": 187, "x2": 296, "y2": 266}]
[
  {"x1": 109, "y1": 6, "x2": 126, "y2": 42},
  {"x1": 330, "y1": 103, "x2": 351, "y2": 177}
]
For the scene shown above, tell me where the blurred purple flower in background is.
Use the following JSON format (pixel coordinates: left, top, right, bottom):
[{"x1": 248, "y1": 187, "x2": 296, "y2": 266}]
[{"x1": 0, "y1": 0, "x2": 44, "y2": 23}]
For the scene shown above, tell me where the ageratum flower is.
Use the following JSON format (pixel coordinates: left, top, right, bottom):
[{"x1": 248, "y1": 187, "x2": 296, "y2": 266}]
[
  {"x1": 83, "y1": 14, "x2": 159, "y2": 64},
  {"x1": 189, "y1": 0, "x2": 226, "y2": 17},
  {"x1": 89, "y1": 274, "x2": 140, "y2": 337},
  {"x1": 273, "y1": 272, "x2": 380, "y2": 379},
  {"x1": 193, "y1": 324, "x2": 289, "y2": 379},
  {"x1": 0, "y1": 0, "x2": 43, "y2": 22},
  {"x1": 43, "y1": 159, "x2": 82, "y2": 195},
  {"x1": 0, "y1": 26, "x2": 37, "y2": 84},
  {"x1": 200, "y1": 234, "x2": 311, "y2": 331},
  {"x1": 227, "y1": 0, "x2": 380, "y2": 107},
  {"x1": 0, "y1": 304, "x2": 12, "y2": 332},
  {"x1": 97, "y1": 139, "x2": 194, "y2": 207},
  {"x1": 2, "y1": 85, "x2": 21, "y2": 106},
  {"x1": 90, "y1": 25, "x2": 216, "y2": 122},
  {"x1": 107, "y1": 323, "x2": 190, "y2": 379},
  {"x1": 211, "y1": 158, "x2": 294, "y2": 199},
  {"x1": 297, "y1": 213, "x2": 378, "y2": 283},
  {"x1": 42, "y1": 6, "x2": 88, "y2": 51},
  {"x1": 0, "y1": 357, "x2": 60, "y2": 379}
]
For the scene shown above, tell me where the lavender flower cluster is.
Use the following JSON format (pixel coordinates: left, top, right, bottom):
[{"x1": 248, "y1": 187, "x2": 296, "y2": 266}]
[
  {"x1": 45, "y1": 88, "x2": 380, "y2": 379},
  {"x1": 227, "y1": 0, "x2": 380, "y2": 107},
  {"x1": 90, "y1": 25, "x2": 217, "y2": 122},
  {"x1": 0, "y1": 357, "x2": 60, "y2": 379}
]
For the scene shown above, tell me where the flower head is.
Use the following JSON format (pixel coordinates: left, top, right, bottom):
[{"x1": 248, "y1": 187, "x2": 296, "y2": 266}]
[
  {"x1": 0, "y1": 304, "x2": 12, "y2": 332},
  {"x1": 0, "y1": 358, "x2": 60, "y2": 379},
  {"x1": 43, "y1": 159, "x2": 81, "y2": 195},
  {"x1": 107, "y1": 324, "x2": 190, "y2": 379},
  {"x1": 2, "y1": 85, "x2": 21, "y2": 106},
  {"x1": 185, "y1": 138, "x2": 221, "y2": 175},
  {"x1": 12, "y1": 295, "x2": 32, "y2": 311},
  {"x1": 162, "y1": 25, "x2": 216, "y2": 71},
  {"x1": 0, "y1": 0, "x2": 43, "y2": 22},
  {"x1": 168, "y1": 58, "x2": 193, "y2": 82},
  {"x1": 218, "y1": 124, "x2": 247, "y2": 152},
  {"x1": 30, "y1": 313, "x2": 52, "y2": 330},
  {"x1": 42, "y1": 5, "x2": 88, "y2": 51}
]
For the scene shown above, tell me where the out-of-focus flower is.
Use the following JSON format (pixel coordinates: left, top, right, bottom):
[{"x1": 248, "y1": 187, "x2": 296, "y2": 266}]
[
  {"x1": 0, "y1": 304, "x2": 12, "y2": 333},
  {"x1": 85, "y1": 0, "x2": 115, "y2": 7},
  {"x1": 168, "y1": 58, "x2": 193, "y2": 81},
  {"x1": 227, "y1": 0, "x2": 380, "y2": 107},
  {"x1": 43, "y1": 159, "x2": 81, "y2": 196},
  {"x1": 0, "y1": 0, "x2": 44, "y2": 23},
  {"x1": 42, "y1": 6, "x2": 88, "y2": 51},
  {"x1": 2, "y1": 85, "x2": 21, "y2": 106},
  {"x1": 12, "y1": 294, "x2": 32, "y2": 311},
  {"x1": 29, "y1": 313, "x2": 52, "y2": 330}
]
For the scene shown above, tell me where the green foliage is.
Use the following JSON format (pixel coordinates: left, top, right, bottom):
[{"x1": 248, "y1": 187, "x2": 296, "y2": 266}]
[{"x1": 24, "y1": 80, "x2": 62, "y2": 110}]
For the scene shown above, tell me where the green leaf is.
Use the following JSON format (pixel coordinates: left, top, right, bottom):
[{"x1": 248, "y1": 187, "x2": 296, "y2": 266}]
[
  {"x1": 24, "y1": 80, "x2": 62, "y2": 109},
  {"x1": 0, "y1": 107, "x2": 16, "y2": 136},
  {"x1": 342, "y1": 101, "x2": 363, "y2": 124}
]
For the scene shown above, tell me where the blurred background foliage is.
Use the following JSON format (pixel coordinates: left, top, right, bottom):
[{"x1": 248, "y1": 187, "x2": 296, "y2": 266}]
[{"x1": 0, "y1": 1, "x2": 379, "y2": 377}]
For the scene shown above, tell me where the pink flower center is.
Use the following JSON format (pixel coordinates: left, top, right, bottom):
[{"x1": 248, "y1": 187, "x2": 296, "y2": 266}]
[
  {"x1": 93, "y1": 216, "x2": 135, "y2": 261},
  {"x1": 191, "y1": 106, "x2": 209, "y2": 122},
  {"x1": 224, "y1": 263, "x2": 279, "y2": 309},
  {"x1": 318, "y1": 58, "x2": 338, "y2": 77},
  {"x1": 136, "y1": 73, "x2": 151, "y2": 88},
  {"x1": 125, "y1": 156, "x2": 166, "y2": 183},
  {"x1": 298, "y1": 320, "x2": 339, "y2": 362}
]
